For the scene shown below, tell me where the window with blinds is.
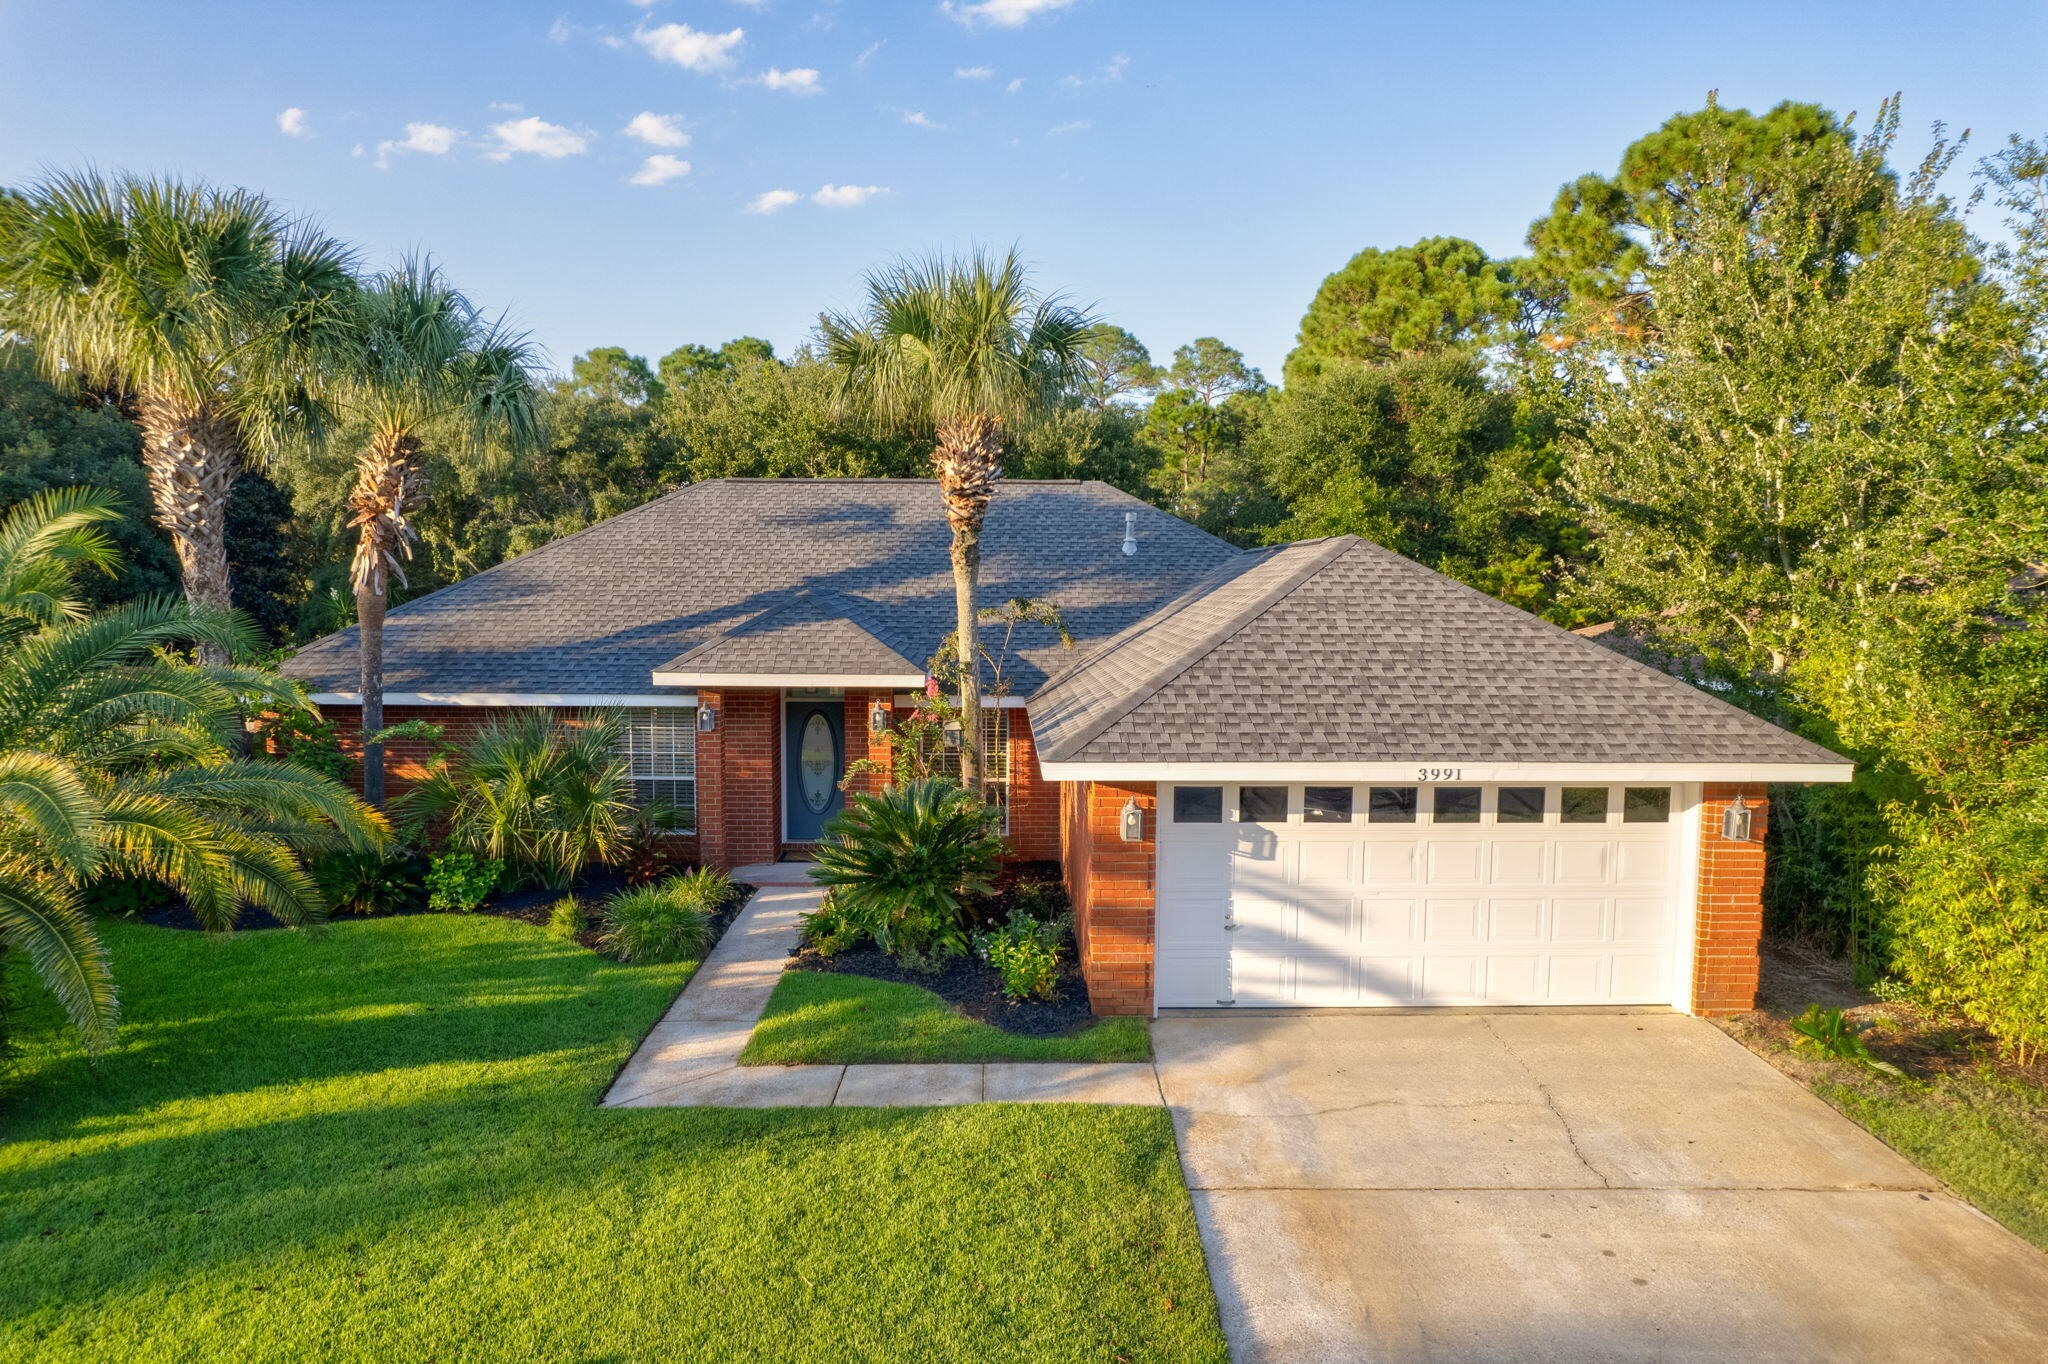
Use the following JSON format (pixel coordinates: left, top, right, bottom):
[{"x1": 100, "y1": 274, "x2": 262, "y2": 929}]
[
  {"x1": 619, "y1": 708, "x2": 697, "y2": 817},
  {"x1": 938, "y1": 708, "x2": 1010, "y2": 829}
]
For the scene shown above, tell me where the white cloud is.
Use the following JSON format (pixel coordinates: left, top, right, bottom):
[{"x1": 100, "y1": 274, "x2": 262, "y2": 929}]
[
  {"x1": 623, "y1": 111, "x2": 690, "y2": 147},
  {"x1": 488, "y1": 100, "x2": 525, "y2": 112},
  {"x1": 902, "y1": 110, "x2": 944, "y2": 129},
  {"x1": 940, "y1": 0, "x2": 1075, "y2": 29},
  {"x1": 374, "y1": 122, "x2": 463, "y2": 167},
  {"x1": 629, "y1": 154, "x2": 693, "y2": 186},
  {"x1": 748, "y1": 188, "x2": 802, "y2": 214},
  {"x1": 954, "y1": 65, "x2": 993, "y2": 79},
  {"x1": 755, "y1": 67, "x2": 822, "y2": 94},
  {"x1": 277, "y1": 107, "x2": 311, "y2": 138},
  {"x1": 1048, "y1": 119, "x2": 1090, "y2": 135},
  {"x1": 636, "y1": 22, "x2": 745, "y2": 72},
  {"x1": 1005, "y1": 77, "x2": 1026, "y2": 94},
  {"x1": 813, "y1": 182, "x2": 888, "y2": 207},
  {"x1": 484, "y1": 116, "x2": 592, "y2": 161},
  {"x1": 855, "y1": 41, "x2": 883, "y2": 67},
  {"x1": 1063, "y1": 54, "x2": 1130, "y2": 88}
]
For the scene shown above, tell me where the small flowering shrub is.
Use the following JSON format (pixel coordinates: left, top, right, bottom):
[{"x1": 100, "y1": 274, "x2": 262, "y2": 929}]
[{"x1": 425, "y1": 853, "x2": 501, "y2": 913}]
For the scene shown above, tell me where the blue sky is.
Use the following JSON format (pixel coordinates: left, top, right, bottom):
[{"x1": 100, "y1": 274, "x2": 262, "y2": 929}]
[{"x1": 4, "y1": 1, "x2": 2045, "y2": 380}]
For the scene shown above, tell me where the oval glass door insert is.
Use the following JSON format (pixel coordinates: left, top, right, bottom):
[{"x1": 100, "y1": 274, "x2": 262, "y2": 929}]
[{"x1": 799, "y1": 713, "x2": 835, "y2": 813}]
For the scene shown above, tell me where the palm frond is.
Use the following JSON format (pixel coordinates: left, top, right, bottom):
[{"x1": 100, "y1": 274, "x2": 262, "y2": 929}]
[{"x1": 0, "y1": 858, "x2": 118, "y2": 1050}]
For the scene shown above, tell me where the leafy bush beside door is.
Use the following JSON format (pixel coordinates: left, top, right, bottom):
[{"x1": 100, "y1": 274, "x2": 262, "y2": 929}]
[{"x1": 809, "y1": 778, "x2": 1004, "y2": 971}]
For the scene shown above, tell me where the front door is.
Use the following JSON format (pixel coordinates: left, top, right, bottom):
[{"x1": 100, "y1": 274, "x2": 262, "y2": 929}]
[{"x1": 784, "y1": 698, "x2": 846, "y2": 842}]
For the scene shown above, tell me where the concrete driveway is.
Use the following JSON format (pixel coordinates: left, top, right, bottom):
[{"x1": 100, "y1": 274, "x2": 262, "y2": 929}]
[{"x1": 1154, "y1": 1011, "x2": 2048, "y2": 1363}]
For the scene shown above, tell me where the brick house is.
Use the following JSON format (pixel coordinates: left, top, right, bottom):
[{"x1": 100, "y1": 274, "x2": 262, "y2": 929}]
[{"x1": 285, "y1": 478, "x2": 1850, "y2": 1018}]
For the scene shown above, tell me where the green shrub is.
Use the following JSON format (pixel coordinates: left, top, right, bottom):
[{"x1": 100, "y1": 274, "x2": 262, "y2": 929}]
[
  {"x1": 546, "y1": 896, "x2": 588, "y2": 942},
  {"x1": 617, "y1": 801, "x2": 695, "y2": 885},
  {"x1": 1007, "y1": 878, "x2": 1067, "y2": 927},
  {"x1": 599, "y1": 875, "x2": 715, "y2": 963},
  {"x1": 397, "y1": 709, "x2": 633, "y2": 889},
  {"x1": 800, "y1": 895, "x2": 867, "y2": 957},
  {"x1": 811, "y1": 778, "x2": 1003, "y2": 971},
  {"x1": 311, "y1": 848, "x2": 422, "y2": 915},
  {"x1": 425, "y1": 853, "x2": 501, "y2": 913},
  {"x1": 1789, "y1": 1004, "x2": 1906, "y2": 1077},
  {"x1": 976, "y1": 918, "x2": 1063, "y2": 1002}
]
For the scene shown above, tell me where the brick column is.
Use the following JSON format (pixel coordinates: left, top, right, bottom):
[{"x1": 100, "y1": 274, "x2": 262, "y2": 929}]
[
  {"x1": 1692, "y1": 782, "x2": 1770, "y2": 1015},
  {"x1": 1004, "y1": 712, "x2": 1061, "y2": 862},
  {"x1": 695, "y1": 688, "x2": 779, "y2": 870},
  {"x1": 841, "y1": 689, "x2": 894, "y2": 803},
  {"x1": 1066, "y1": 780, "x2": 1156, "y2": 1016}
]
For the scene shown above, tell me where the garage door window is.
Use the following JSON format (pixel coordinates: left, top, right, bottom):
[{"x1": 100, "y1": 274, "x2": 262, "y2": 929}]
[
  {"x1": 1368, "y1": 786, "x2": 1418, "y2": 823},
  {"x1": 1240, "y1": 785, "x2": 1289, "y2": 823},
  {"x1": 1303, "y1": 786, "x2": 1353, "y2": 822},
  {"x1": 1173, "y1": 785, "x2": 1223, "y2": 823},
  {"x1": 1433, "y1": 787, "x2": 1481, "y2": 823},
  {"x1": 1624, "y1": 787, "x2": 1672, "y2": 823},
  {"x1": 1562, "y1": 787, "x2": 1610, "y2": 823},
  {"x1": 1498, "y1": 786, "x2": 1545, "y2": 823}
]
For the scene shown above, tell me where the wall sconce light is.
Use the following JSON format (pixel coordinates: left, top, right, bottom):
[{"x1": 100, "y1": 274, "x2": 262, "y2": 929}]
[
  {"x1": 869, "y1": 699, "x2": 892, "y2": 735},
  {"x1": 1720, "y1": 796, "x2": 1753, "y2": 842},
  {"x1": 1119, "y1": 796, "x2": 1145, "y2": 843},
  {"x1": 942, "y1": 718, "x2": 963, "y2": 748},
  {"x1": 695, "y1": 705, "x2": 717, "y2": 734}
]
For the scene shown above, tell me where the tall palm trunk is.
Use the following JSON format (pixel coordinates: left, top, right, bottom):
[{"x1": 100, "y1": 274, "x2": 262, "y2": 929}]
[
  {"x1": 933, "y1": 413, "x2": 1002, "y2": 791},
  {"x1": 135, "y1": 390, "x2": 239, "y2": 665},
  {"x1": 347, "y1": 429, "x2": 425, "y2": 808}
]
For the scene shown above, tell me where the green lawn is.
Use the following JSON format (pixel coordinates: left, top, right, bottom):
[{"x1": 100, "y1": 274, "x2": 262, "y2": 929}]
[
  {"x1": 1, "y1": 917, "x2": 1223, "y2": 1363},
  {"x1": 738, "y1": 968, "x2": 1154, "y2": 1065},
  {"x1": 1810, "y1": 1064, "x2": 2048, "y2": 1251}
]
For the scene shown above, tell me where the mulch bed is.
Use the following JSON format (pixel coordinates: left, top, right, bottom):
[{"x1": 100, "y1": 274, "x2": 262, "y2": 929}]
[
  {"x1": 785, "y1": 860, "x2": 1107, "y2": 1038},
  {"x1": 108, "y1": 866, "x2": 756, "y2": 961}
]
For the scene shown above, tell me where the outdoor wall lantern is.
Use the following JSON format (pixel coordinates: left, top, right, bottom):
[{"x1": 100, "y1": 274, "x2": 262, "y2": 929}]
[
  {"x1": 1119, "y1": 796, "x2": 1145, "y2": 843},
  {"x1": 869, "y1": 699, "x2": 892, "y2": 735},
  {"x1": 1721, "y1": 796, "x2": 1754, "y2": 842},
  {"x1": 695, "y1": 705, "x2": 717, "y2": 734},
  {"x1": 942, "y1": 718, "x2": 963, "y2": 748}
]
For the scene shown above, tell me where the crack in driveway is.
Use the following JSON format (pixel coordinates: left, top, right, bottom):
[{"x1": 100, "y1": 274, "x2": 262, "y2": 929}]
[{"x1": 1480, "y1": 1015, "x2": 1614, "y2": 1189}]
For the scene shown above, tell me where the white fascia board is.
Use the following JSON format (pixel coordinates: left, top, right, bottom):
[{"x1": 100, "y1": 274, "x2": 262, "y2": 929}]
[
  {"x1": 651, "y1": 671, "x2": 926, "y2": 689},
  {"x1": 307, "y1": 691, "x2": 698, "y2": 708},
  {"x1": 892, "y1": 693, "x2": 1029, "y2": 708},
  {"x1": 1033, "y1": 760, "x2": 1855, "y2": 784}
]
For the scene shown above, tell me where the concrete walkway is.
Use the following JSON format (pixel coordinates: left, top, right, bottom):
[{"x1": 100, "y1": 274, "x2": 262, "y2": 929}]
[
  {"x1": 1155, "y1": 1010, "x2": 2048, "y2": 1363},
  {"x1": 600, "y1": 869, "x2": 1161, "y2": 1109}
]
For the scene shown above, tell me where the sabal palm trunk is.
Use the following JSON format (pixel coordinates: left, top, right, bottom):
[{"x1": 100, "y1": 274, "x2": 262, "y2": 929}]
[
  {"x1": 348, "y1": 429, "x2": 425, "y2": 807},
  {"x1": 934, "y1": 413, "x2": 1001, "y2": 791},
  {"x1": 135, "y1": 390, "x2": 239, "y2": 664}
]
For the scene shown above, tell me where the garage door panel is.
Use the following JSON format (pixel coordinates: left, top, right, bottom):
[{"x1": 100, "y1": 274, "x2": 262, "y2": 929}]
[
  {"x1": 1421, "y1": 956, "x2": 1481, "y2": 1001},
  {"x1": 1357, "y1": 957, "x2": 1417, "y2": 1005},
  {"x1": 1553, "y1": 841, "x2": 1612, "y2": 886},
  {"x1": 1550, "y1": 898, "x2": 1609, "y2": 942},
  {"x1": 1425, "y1": 840, "x2": 1485, "y2": 884},
  {"x1": 1158, "y1": 949, "x2": 1230, "y2": 1007},
  {"x1": 1294, "y1": 839, "x2": 1356, "y2": 888},
  {"x1": 1548, "y1": 956, "x2": 1608, "y2": 999},
  {"x1": 1360, "y1": 897, "x2": 1417, "y2": 941},
  {"x1": 1610, "y1": 954, "x2": 1667, "y2": 998},
  {"x1": 1487, "y1": 898, "x2": 1544, "y2": 940},
  {"x1": 1613, "y1": 897, "x2": 1668, "y2": 942},
  {"x1": 1489, "y1": 841, "x2": 1548, "y2": 883},
  {"x1": 1423, "y1": 897, "x2": 1483, "y2": 942},
  {"x1": 1363, "y1": 840, "x2": 1419, "y2": 885},
  {"x1": 1615, "y1": 841, "x2": 1672, "y2": 886},
  {"x1": 1484, "y1": 954, "x2": 1544, "y2": 1000}
]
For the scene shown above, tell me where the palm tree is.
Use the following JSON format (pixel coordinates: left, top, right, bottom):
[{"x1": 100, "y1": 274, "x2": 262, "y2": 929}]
[
  {"x1": 819, "y1": 249, "x2": 1094, "y2": 787},
  {"x1": 327, "y1": 262, "x2": 544, "y2": 805},
  {"x1": 0, "y1": 486, "x2": 123, "y2": 631},
  {"x1": 0, "y1": 492, "x2": 386, "y2": 1049},
  {"x1": 0, "y1": 172, "x2": 357, "y2": 657}
]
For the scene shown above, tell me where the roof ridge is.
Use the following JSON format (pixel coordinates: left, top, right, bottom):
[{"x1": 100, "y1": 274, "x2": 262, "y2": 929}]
[{"x1": 1035, "y1": 536, "x2": 1355, "y2": 760}]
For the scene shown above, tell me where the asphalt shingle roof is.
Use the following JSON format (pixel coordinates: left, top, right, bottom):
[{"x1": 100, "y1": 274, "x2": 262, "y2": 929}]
[
  {"x1": 1029, "y1": 536, "x2": 1846, "y2": 768},
  {"x1": 281, "y1": 479, "x2": 1240, "y2": 697}
]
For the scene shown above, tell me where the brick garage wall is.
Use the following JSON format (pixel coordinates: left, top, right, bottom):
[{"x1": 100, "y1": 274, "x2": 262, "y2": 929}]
[
  {"x1": 695, "y1": 688, "x2": 779, "y2": 871},
  {"x1": 1693, "y1": 782, "x2": 1770, "y2": 1015},
  {"x1": 317, "y1": 703, "x2": 703, "y2": 862},
  {"x1": 1058, "y1": 780, "x2": 1156, "y2": 1016},
  {"x1": 1004, "y1": 711, "x2": 1060, "y2": 862}
]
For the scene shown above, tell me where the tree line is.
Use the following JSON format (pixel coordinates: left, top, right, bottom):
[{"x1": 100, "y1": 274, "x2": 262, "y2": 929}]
[{"x1": 4, "y1": 94, "x2": 2047, "y2": 1055}]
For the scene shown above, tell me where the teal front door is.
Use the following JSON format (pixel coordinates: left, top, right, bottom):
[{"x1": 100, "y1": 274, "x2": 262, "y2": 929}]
[{"x1": 784, "y1": 699, "x2": 846, "y2": 842}]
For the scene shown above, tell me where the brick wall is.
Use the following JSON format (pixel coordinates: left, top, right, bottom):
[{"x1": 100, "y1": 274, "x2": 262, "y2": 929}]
[
  {"x1": 1004, "y1": 710, "x2": 1060, "y2": 862},
  {"x1": 1059, "y1": 779, "x2": 1156, "y2": 1016},
  {"x1": 695, "y1": 688, "x2": 779, "y2": 871},
  {"x1": 1693, "y1": 782, "x2": 1769, "y2": 1015}
]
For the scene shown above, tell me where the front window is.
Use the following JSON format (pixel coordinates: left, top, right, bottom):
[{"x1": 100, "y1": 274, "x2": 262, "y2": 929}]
[
  {"x1": 619, "y1": 707, "x2": 696, "y2": 820},
  {"x1": 937, "y1": 707, "x2": 1010, "y2": 826}
]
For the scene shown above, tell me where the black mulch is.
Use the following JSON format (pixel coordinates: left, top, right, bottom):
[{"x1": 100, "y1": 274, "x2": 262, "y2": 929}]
[
  {"x1": 785, "y1": 860, "x2": 1105, "y2": 1037},
  {"x1": 786, "y1": 942, "x2": 1101, "y2": 1036},
  {"x1": 107, "y1": 866, "x2": 756, "y2": 960}
]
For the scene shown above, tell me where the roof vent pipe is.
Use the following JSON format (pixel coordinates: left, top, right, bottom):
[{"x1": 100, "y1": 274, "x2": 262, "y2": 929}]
[{"x1": 1121, "y1": 511, "x2": 1138, "y2": 557}]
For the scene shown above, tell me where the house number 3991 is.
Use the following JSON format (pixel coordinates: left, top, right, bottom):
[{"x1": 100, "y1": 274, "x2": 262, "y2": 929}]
[{"x1": 1417, "y1": 767, "x2": 1463, "y2": 781}]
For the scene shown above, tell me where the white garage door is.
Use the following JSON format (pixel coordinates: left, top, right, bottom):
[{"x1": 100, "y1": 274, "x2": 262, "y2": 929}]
[{"x1": 1156, "y1": 782, "x2": 1695, "y2": 1008}]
